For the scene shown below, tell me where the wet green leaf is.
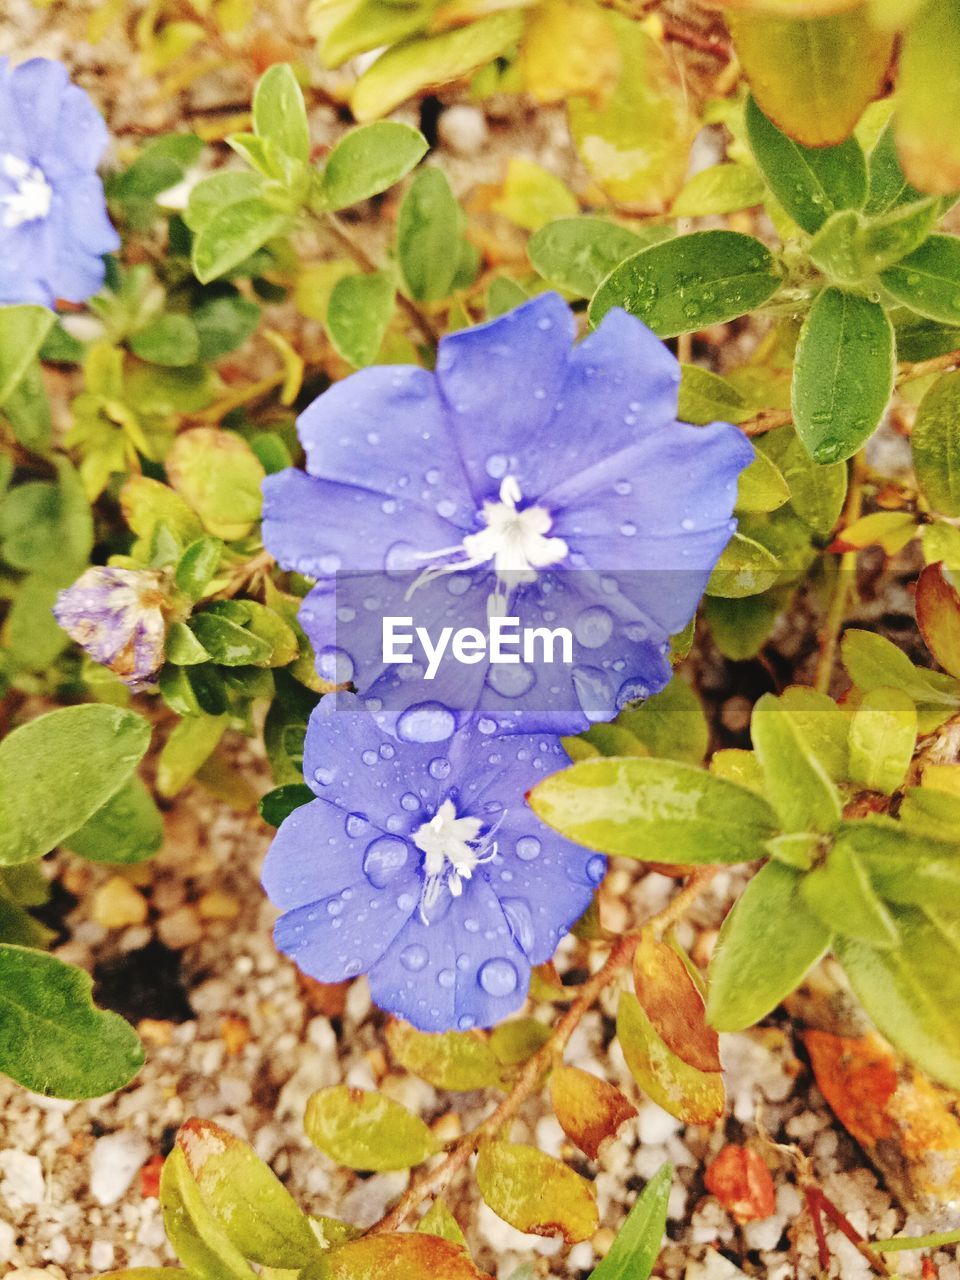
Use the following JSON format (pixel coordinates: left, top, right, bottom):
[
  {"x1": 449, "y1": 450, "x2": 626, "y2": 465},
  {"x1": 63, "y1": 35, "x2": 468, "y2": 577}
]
[
  {"x1": 253, "y1": 63, "x2": 310, "y2": 165},
  {"x1": 0, "y1": 945, "x2": 144, "y2": 1098},
  {"x1": 156, "y1": 714, "x2": 228, "y2": 799},
  {"x1": 528, "y1": 217, "x2": 654, "y2": 298},
  {"x1": 751, "y1": 692, "x2": 842, "y2": 833},
  {"x1": 912, "y1": 371, "x2": 960, "y2": 516},
  {"x1": 614, "y1": 677, "x2": 709, "y2": 766},
  {"x1": 0, "y1": 305, "x2": 54, "y2": 407},
  {"x1": 590, "y1": 231, "x2": 782, "y2": 338},
  {"x1": 397, "y1": 167, "x2": 461, "y2": 302},
  {"x1": 881, "y1": 234, "x2": 960, "y2": 326},
  {"x1": 160, "y1": 1146, "x2": 258, "y2": 1280},
  {"x1": 677, "y1": 365, "x2": 751, "y2": 427},
  {"x1": 65, "y1": 777, "x2": 163, "y2": 865},
  {"x1": 529, "y1": 756, "x2": 778, "y2": 864},
  {"x1": 792, "y1": 287, "x2": 894, "y2": 464},
  {"x1": 192, "y1": 198, "x2": 290, "y2": 284},
  {"x1": 587, "y1": 1161, "x2": 671, "y2": 1280},
  {"x1": 847, "y1": 686, "x2": 917, "y2": 794},
  {"x1": 386, "y1": 1019, "x2": 503, "y2": 1090},
  {"x1": 326, "y1": 271, "x2": 395, "y2": 367},
  {"x1": 304, "y1": 1085, "x2": 441, "y2": 1171},
  {"x1": 801, "y1": 841, "x2": 899, "y2": 946},
  {"x1": 758, "y1": 426, "x2": 847, "y2": 536},
  {"x1": 705, "y1": 530, "x2": 781, "y2": 599}
]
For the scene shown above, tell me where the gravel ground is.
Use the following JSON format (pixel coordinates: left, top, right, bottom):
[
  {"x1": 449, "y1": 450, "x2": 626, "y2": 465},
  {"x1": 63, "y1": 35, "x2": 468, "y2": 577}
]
[{"x1": 2, "y1": 3, "x2": 960, "y2": 1277}]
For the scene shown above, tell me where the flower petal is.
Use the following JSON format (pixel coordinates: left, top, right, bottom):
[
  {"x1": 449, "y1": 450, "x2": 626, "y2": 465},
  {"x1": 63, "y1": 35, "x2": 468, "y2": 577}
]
[
  {"x1": 368, "y1": 872, "x2": 529, "y2": 1031},
  {"x1": 296, "y1": 364, "x2": 476, "y2": 524},
  {"x1": 10, "y1": 58, "x2": 70, "y2": 158},
  {"x1": 434, "y1": 292, "x2": 575, "y2": 499}
]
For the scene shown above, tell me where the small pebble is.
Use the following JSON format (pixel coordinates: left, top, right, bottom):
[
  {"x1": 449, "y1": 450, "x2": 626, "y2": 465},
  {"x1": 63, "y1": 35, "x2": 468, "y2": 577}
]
[
  {"x1": 438, "y1": 104, "x2": 489, "y2": 156},
  {"x1": 157, "y1": 906, "x2": 202, "y2": 950},
  {"x1": 198, "y1": 891, "x2": 240, "y2": 921},
  {"x1": 0, "y1": 1149, "x2": 46, "y2": 1206},
  {"x1": 92, "y1": 877, "x2": 148, "y2": 929},
  {"x1": 89, "y1": 1132, "x2": 151, "y2": 1206}
]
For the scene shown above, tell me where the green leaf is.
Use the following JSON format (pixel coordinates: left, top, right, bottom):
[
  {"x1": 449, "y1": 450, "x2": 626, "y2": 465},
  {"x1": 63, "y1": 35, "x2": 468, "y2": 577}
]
[
  {"x1": 896, "y1": 0, "x2": 960, "y2": 196},
  {"x1": 854, "y1": 199, "x2": 940, "y2": 275},
  {"x1": 745, "y1": 94, "x2": 866, "y2": 235},
  {"x1": 672, "y1": 163, "x2": 765, "y2": 217},
  {"x1": 758, "y1": 425, "x2": 847, "y2": 535},
  {"x1": 841, "y1": 628, "x2": 960, "y2": 706},
  {"x1": 322, "y1": 122, "x2": 428, "y2": 211},
  {"x1": 0, "y1": 705, "x2": 150, "y2": 866},
  {"x1": 314, "y1": 1233, "x2": 488, "y2": 1280},
  {"x1": 705, "y1": 530, "x2": 781, "y2": 599},
  {"x1": 589, "y1": 231, "x2": 782, "y2": 338},
  {"x1": 528, "y1": 217, "x2": 653, "y2": 298},
  {"x1": 730, "y1": 14, "x2": 892, "y2": 149},
  {"x1": 110, "y1": 132, "x2": 203, "y2": 206},
  {"x1": 490, "y1": 156, "x2": 578, "y2": 232},
  {"x1": 587, "y1": 1162, "x2": 671, "y2": 1280},
  {"x1": 253, "y1": 63, "x2": 310, "y2": 165},
  {"x1": 4, "y1": 359, "x2": 51, "y2": 453},
  {"x1": 386, "y1": 1019, "x2": 504, "y2": 1091},
  {"x1": 417, "y1": 1199, "x2": 467, "y2": 1248},
  {"x1": 157, "y1": 714, "x2": 228, "y2": 799},
  {"x1": 258, "y1": 783, "x2": 313, "y2": 827},
  {"x1": 842, "y1": 816, "x2": 960, "y2": 903},
  {"x1": 614, "y1": 677, "x2": 709, "y2": 766},
  {"x1": 776, "y1": 685, "x2": 849, "y2": 780},
  {"x1": 486, "y1": 275, "x2": 527, "y2": 318},
  {"x1": 737, "y1": 450, "x2": 790, "y2": 513},
  {"x1": 192, "y1": 198, "x2": 290, "y2": 285},
  {"x1": 304, "y1": 1085, "x2": 441, "y2": 1171},
  {"x1": 751, "y1": 692, "x2": 841, "y2": 834},
  {"x1": 866, "y1": 120, "x2": 926, "y2": 216},
  {"x1": 881, "y1": 234, "x2": 960, "y2": 325},
  {"x1": 704, "y1": 591, "x2": 784, "y2": 661},
  {"x1": 176, "y1": 1118, "x2": 321, "y2": 1267},
  {"x1": 847, "y1": 686, "x2": 917, "y2": 794},
  {"x1": 397, "y1": 167, "x2": 461, "y2": 302},
  {"x1": 315, "y1": 0, "x2": 436, "y2": 69},
  {"x1": 0, "y1": 305, "x2": 55, "y2": 407},
  {"x1": 64, "y1": 777, "x2": 164, "y2": 865},
  {"x1": 185, "y1": 171, "x2": 264, "y2": 233},
  {"x1": 0, "y1": 945, "x2": 144, "y2": 1098},
  {"x1": 792, "y1": 287, "x2": 894, "y2": 464},
  {"x1": 528, "y1": 757, "x2": 779, "y2": 864},
  {"x1": 677, "y1": 365, "x2": 750, "y2": 427},
  {"x1": 802, "y1": 840, "x2": 900, "y2": 945},
  {"x1": 188, "y1": 613, "x2": 274, "y2": 667},
  {"x1": 0, "y1": 459, "x2": 93, "y2": 578},
  {"x1": 837, "y1": 906, "x2": 960, "y2": 1090},
  {"x1": 160, "y1": 1147, "x2": 258, "y2": 1280},
  {"x1": 912, "y1": 370, "x2": 960, "y2": 515},
  {"x1": 326, "y1": 271, "x2": 395, "y2": 367},
  {"x1": 707, "y1": 861, "x2": 832, "y2": 1031},
  {"x1": 350, "y1": 12, "x2": 525, "y2": 122},
  {"x1": 193, "y1": 290, "x2": 260, "y2": 361},
  {"x1": 175, "y1": 537, "x2": 224, "y2": 600},
  {"x1": 130, "y1": 314, "x2": 200, "y2": 367},
  {"x1": 475, "y1": 1140, "x2": 598, "y2": 1244}
]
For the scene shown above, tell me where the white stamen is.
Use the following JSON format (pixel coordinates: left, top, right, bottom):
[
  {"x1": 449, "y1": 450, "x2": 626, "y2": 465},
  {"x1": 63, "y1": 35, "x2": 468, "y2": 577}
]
[
  {"x1": 409, "y1": 476, "x2": 568, "y2": 601},
  {"x1": 413, "y1": 799, "x2": 500, "y2": 923},
  {"x1": 0, "y1": 154, "x2": 53, "y2": 229}
]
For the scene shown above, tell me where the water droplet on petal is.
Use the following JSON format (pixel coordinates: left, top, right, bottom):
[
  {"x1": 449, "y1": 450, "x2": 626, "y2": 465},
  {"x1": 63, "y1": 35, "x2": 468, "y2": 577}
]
[
  {"x1": 478, "y1": 957, "x2": 519, "y2": 997},
  {"x1": 362, "y1": 835, "x2": 409, "y2": 888},
  {"x1": 397, "y1": 701, "x2": 456, "y2": 743},
  {"x1": 586, "y1": 854, "x2": 606, "y2": 885},
  {"x1": 400, "y1": 943, "x2": 428, "y2": 972},
  {"x1": 515, "y1": 835, "x2": 541, "y2": 862},
  {"x1": 574, "y1": 605, "x2": 614, "y2": 650},
  {"x1": 428, "y1": 756, "x2": 451, "y2": 780}
]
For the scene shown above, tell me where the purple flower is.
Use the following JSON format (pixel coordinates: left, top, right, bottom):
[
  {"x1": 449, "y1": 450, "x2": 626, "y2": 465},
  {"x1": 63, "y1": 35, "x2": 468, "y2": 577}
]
[
  {"x1": 53, "y1": 566, "x2": 168, "y2": 687},
  {"x1": 0, "y1": 58, "x2": 118, "y2": 306},
  {"x1": 262, "y1": 692, "x2": 605, "y2": 1031},
  {"x1": 263, "y1": 292, "x2": 753, "y2": 737}
]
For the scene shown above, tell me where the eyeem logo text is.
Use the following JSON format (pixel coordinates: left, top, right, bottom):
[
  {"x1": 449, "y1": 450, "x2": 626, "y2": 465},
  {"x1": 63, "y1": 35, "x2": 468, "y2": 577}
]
[{"x1": 383, "y1": 616, "x2": 574, "y2": 680}]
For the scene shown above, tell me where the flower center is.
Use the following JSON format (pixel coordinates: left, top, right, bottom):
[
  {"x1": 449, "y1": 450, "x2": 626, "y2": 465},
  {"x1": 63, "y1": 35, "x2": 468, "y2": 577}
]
[
  {"x1": 412, "y1": 476, "x2": 568, "y2": 600},
  {"x1": 0, "y1": 154, "x2": 53, "y2": 229},
  {"x1": 413, "y1": 798, "x2": 498, "y2": 922}
]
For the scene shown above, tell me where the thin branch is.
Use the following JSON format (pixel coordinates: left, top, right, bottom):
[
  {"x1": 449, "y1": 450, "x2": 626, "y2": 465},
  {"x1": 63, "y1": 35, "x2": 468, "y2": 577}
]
[
  {"x1": 814, "y1": 451, "x2": 866, "y2": 695},
  {"x1": 368, "y1": 868, "x2": 717, "y2": 1235}
]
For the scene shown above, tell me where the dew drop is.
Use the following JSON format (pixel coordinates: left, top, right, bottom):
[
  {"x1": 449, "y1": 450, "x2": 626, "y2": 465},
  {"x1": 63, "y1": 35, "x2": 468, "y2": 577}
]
[
  {"x1": 478, "y1": 957, "x2": 519, "y2": 997},
  {"x1": 397, "y1": 701, "x2": 456, "y2": 743},
  {"x1": 314, "y1": 766, "x2": 334, "y2": 786},
  {"x1": 437, "y1": 968, "x2": 455, "y2": 989},
  {"x1": 515, "y1": 835, "x2": 541, "y2": 862},
  {"x1": 586, "y1": 854, "x2": 606, "y2": 885},
  {"x1": 574, "y1": 605, "x2": 614, "y2": 649},
  {"x1": 400, "y1": 943, "x2": 428, "y2": 972},
  {"x1": 362, "y1": 835, "x2": 409, "y2": 889},
  {"x1": 428, "y1": 756, "x2": 451, "y2": 780}
]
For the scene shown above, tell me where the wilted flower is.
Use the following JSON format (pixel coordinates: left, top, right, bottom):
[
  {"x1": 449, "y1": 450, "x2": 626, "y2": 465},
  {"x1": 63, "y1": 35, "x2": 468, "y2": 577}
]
[
  {"x1": 263, "y1": 292, "x2": 752, "y2": 738},
  {"x1": 263, "y1": 692, "x2": 606, "y2": 1031},
  {"x1": 53, "y1": 566, "x2": 168, "y2": 687},
  {"x1": 0, "y1": 57, "x2": 119, "y2": 306}
]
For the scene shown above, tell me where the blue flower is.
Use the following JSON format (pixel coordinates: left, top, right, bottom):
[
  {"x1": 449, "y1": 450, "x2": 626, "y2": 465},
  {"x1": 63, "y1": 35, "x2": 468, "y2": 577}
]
[
  {"x1": 0, "y1": 58, "x2": 118, "y2": 306},
  {"x1": 263, "y1": 292, "x2": 753, "y2": 737},
  {"x1": 53, "y1": 566, "x2": 168, "y2": 687},
  {"x1": 262, "y1": 692, "x2": 606, "y2": 1031}
]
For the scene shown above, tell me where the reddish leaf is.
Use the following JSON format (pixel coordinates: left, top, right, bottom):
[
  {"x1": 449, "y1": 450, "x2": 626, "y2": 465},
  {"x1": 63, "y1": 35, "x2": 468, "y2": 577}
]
[
  {"x1": 916, "y1": 562, "x2": 960, "y2": 681},
  {"x1": 803, "y1": 1030, "x2": 897, "y2": 1146},
  {"x1": 321, "y1": 1234, "x2": 492, "y2": 1279},
  {"x1": 549, "y1": 1065, "x2": 637, "y2": 1160},
  {"x1": 704, "y1": 1145, "x2": 776, "y2": 1223},
  {"x1": 633, "y1": 932, "x2": 721, "y2": 1073}
]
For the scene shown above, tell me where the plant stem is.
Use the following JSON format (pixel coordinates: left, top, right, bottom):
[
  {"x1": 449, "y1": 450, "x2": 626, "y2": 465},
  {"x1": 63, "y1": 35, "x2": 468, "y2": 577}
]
[
  {"x1": 368, "y1": 867, "x2": 716, "y2": 1235},
  {"x1": 814, "y1": 451, "x2": 866, "y2": 695},
  {"x1": 322, "y1": 213, "x2": 441, "y2": 349},
  {"x1": 872, "y1": 1225, "x2": 960, "y2": 1253}
]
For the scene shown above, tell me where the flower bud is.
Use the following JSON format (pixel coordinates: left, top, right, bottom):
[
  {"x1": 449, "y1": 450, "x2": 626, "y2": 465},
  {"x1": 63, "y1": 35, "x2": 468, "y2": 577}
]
[{"x1": 53, "y1": 566, "x2": 168, "y2": 688}]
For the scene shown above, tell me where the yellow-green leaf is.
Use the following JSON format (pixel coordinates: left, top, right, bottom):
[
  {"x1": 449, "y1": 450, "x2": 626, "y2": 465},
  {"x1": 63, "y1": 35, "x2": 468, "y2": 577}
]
[
  {"x1": 847, "y1": 686, "x2": 917, "y2": 794},
  {"x1": 727, "y1": 7, "x2": 893, "y2": 147},
  {"x1": 386, "y1": 1019, "x2": 504, "y2": 1090},
  {"x1": 475, "y1": 1140, "x2": 598, "y2": 1243},
  {"x1": 304, "y1": 1085, "x2": 441, "y2": 1170},
  {"x1": 616, "y1": 990, "x2": 725, "y2": 1125},
  {"x1": 897, "y1": 0, "x2": 960, "y2": 194}
]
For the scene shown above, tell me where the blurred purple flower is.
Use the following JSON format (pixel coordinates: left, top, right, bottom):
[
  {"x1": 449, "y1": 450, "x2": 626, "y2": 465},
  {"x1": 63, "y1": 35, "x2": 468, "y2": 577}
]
[
  {"x1": 0, "y1": 57, "x2": 118, "y2": 306},
  {"x1": 263, "y1": 293, "x2": 753, "y2": 738},
  {"x1": 53, "y1": 566, "x2": 167, "y2": 688},
  {"x1": 263, "y1": 692, "x2": 606, "y2": 1031}
]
